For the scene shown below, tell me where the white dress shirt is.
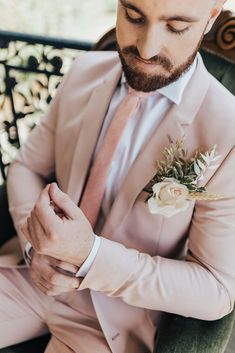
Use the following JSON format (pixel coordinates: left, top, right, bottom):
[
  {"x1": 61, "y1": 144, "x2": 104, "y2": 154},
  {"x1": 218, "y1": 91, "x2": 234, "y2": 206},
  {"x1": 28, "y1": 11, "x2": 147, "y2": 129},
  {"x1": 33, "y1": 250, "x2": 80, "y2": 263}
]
[{"x1": 25, "y1": 56, "x2": 197, "y2": 277}]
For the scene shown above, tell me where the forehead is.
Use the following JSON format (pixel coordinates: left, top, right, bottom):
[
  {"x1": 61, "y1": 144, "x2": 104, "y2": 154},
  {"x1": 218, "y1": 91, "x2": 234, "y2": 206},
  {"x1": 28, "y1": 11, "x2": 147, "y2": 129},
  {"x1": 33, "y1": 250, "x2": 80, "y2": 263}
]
[{"x1": 120, "y1": 0, "x2": 213, "y2": 18}]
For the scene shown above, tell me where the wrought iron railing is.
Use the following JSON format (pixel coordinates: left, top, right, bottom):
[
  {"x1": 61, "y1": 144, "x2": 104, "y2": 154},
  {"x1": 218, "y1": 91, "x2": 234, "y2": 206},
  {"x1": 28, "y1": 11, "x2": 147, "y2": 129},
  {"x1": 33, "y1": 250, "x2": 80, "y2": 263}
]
[{"x1": 0, "y1": 30, "x2": 92, "y2": 182}]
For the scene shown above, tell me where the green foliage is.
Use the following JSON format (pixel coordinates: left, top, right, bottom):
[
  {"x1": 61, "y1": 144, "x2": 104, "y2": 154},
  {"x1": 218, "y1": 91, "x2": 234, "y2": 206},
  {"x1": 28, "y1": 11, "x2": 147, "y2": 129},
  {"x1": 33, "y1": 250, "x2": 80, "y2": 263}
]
[{"x1": 146, "y1": 138, "x2": 220, "y2": 195}]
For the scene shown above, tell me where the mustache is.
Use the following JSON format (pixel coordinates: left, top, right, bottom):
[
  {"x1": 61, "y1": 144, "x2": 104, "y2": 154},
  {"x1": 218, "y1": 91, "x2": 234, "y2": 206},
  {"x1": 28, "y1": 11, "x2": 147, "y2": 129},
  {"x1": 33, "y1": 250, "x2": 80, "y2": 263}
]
[{"x1": 121, "y1": 46, "x2": 173, "y2": 71}]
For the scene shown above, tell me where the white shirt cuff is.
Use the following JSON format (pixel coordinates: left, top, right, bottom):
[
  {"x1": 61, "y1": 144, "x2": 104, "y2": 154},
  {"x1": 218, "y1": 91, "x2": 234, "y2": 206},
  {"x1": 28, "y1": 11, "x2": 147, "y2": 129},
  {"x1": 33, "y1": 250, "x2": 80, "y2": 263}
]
[
  {"x1": 24, "y1": 241, "x2": 33, "y2": 266},
  {"x1": 75, "y1": 235, "x2": 101, "y2": 277},
  {"x1": 24, "y1": 237, "x2": 101, "y2": 277}
]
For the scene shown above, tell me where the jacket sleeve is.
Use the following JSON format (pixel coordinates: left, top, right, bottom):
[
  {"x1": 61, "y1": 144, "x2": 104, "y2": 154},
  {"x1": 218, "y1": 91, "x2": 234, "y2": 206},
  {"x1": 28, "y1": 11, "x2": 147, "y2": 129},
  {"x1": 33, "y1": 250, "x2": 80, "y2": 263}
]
[
  {"x1": 79, "y1": 146, "x2": 235, "y2": 321},
  {"x1": 7, "y1": 57, "x2": 81, "y2": 251}
]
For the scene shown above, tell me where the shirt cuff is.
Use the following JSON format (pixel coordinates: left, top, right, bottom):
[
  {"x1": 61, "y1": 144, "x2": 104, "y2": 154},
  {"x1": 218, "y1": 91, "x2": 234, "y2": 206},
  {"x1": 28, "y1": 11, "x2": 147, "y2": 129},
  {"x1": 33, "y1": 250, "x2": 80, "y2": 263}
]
[
  {"x1": 75, "y1": 235, "x2": 101, "y2": 277},
  {"x1": 24, "y1": 241, "x2": 33, "y2": 267}
]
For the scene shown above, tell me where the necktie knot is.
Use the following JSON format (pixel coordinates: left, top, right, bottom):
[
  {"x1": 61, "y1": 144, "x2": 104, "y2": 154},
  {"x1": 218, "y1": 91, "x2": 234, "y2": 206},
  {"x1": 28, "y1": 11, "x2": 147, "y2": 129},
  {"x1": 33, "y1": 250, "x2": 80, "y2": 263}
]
[{"x1": 128, "y1": 86, "x2": 155, "y2": 99}]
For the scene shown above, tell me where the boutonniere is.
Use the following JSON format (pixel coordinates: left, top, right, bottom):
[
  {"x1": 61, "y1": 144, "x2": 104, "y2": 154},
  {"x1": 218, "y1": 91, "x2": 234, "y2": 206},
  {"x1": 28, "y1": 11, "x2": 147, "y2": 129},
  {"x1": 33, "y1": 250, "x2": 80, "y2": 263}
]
[{"x1": 144, "y1": 138, "x2": 223, "y2": 218}]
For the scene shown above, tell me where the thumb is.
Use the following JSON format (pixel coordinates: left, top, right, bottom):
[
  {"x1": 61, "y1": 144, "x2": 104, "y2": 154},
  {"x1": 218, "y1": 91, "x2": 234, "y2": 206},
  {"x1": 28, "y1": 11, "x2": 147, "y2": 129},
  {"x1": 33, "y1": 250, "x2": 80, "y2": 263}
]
[{"x1": 49, "y1": 183, "x2": 79, "y2": 220}]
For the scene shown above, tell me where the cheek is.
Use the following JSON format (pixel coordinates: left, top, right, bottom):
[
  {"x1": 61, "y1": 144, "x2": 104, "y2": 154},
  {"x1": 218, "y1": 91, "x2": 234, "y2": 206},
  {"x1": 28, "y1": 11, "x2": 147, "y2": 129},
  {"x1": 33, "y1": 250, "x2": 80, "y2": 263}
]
[
  {"x1": 116, "y1": 17, "x2": 138, "y2": 49},
  {"x1": 165, "y1": 31, "x2": 203, "y2": 65}
]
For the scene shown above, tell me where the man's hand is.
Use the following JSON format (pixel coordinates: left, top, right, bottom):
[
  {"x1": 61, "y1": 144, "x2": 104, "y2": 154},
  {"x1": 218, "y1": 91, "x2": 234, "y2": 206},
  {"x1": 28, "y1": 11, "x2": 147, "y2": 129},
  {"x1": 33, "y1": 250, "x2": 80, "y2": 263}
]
[
  {"x1": 30, "y1": 249, "x2": 81, "y2": 296},
  {"x1": 21, "y1": 183, "x2": 95, "y2": 267}
]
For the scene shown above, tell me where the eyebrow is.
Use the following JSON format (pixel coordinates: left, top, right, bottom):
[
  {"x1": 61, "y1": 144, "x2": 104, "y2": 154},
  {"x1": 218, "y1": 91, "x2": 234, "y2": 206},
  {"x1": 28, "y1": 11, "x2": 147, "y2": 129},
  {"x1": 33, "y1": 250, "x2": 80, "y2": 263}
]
[
  {"x1": 120, "y1": 0, "x2": 199, "y2": 23},
  {"x1": 159, "y1": 15, "x2": 199, "y2": 23}
]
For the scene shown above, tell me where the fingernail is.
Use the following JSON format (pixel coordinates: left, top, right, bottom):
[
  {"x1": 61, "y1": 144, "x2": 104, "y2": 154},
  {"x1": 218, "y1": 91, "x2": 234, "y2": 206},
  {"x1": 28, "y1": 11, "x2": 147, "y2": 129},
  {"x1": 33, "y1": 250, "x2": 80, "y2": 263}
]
[{"x1": 52, "y1": 183, "x2": 59, "y2": 192}]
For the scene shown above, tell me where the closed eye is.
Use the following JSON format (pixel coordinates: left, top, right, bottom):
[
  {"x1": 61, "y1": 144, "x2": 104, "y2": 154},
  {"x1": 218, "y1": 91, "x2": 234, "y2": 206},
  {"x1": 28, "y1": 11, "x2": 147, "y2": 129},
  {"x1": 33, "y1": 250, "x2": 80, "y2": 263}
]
[
  {"x1": 124, "y1": 8, "x2": 145, "y2": 24},
  {"x1": 167, "y1": 24, "x2": 189, "y2": 35}
]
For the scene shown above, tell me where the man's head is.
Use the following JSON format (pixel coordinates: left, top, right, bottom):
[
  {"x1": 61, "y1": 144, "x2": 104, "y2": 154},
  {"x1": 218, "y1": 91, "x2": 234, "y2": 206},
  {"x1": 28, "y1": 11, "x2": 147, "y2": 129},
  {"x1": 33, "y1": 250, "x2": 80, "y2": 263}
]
[{"x1": 116, "y1": 0, "x2": 226, "y2": 92}]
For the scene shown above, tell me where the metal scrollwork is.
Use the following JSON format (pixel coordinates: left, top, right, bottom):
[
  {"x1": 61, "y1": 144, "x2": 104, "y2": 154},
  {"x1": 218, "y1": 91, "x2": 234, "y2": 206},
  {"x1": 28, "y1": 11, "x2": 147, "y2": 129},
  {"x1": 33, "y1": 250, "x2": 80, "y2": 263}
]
[
  {"x1": 216, "y1": 17, "x2": 235, "y2": 51},
  {"x1": 0, "y1": 31, "x2": 92, "y2": 182}
]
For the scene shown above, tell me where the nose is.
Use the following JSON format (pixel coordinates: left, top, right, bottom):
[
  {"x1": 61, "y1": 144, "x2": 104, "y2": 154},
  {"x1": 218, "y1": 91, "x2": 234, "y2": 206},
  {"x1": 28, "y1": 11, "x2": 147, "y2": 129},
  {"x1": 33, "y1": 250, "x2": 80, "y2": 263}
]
[{"x1": 137, "y1": 25, "x2": 162, "y2": 60}]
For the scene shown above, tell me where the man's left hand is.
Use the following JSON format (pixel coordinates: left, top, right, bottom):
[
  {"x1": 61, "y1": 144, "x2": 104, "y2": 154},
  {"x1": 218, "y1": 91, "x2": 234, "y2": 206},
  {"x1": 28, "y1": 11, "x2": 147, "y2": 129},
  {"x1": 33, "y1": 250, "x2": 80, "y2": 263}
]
[{"x1": 21, "y1": 183, "x2": 95, "y2": 267}]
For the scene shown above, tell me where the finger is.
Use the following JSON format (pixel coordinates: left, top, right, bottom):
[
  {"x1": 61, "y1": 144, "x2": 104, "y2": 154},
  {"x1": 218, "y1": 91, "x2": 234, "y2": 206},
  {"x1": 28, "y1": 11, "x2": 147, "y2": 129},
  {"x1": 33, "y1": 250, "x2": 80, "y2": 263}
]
[
  {"x1": 49, "y1": 183, "x2": 79, "y2": 220},
  {"x1": 46, "y1": 268, "x2": 80, "y2": 289},
  {"x1": 21, "y1": 221, "x2": 32, "y2": 243},
  {"x1": 33, "y1": 185, "x2": 61, "y2": 234},
  {"x1": 30, "y1": 219, "x2": 57, "y2": 256},
  {"x1": 31, "y1": 273, "x2": 73, "y2": 296},
  {"x1": 27, "y1": 215, "x2": 40, "y2": 249},
  {"x1": 44, "y1": 255, "x2": 78, "y2": 275},
  {"x1": 32, "y1": 270, "x2": 80, "y2": 296},
  {"x1": 31, "y1": 256, "x2": 79, "y2": 290},
  {"x1": 27, "y1": 212, "x2": 49, "y2": 253},
  {"x1": 30, "y1": 269, "x2": 53, "y2": 295},
  {"x1": 50, "y1": 201, "x2": 65, "y2": 219},
  {"x1": 48, "y1": 257, "x2": 78, "y2": 276},
  {"x1": 34, "y1": 269, "x2": 80, "y2": 293},
  {"x1": 27, "y1": 217, "x2": 36, "y2": 248},
  {"x1": 31, "y1": 210, "x2": 47, "y2": 242}
]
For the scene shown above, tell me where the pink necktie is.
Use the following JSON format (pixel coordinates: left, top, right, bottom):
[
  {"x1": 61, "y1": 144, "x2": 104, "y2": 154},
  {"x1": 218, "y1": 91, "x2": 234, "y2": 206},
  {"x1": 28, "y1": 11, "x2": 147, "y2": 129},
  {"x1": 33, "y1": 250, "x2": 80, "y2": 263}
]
[{"x1": 80, "y1": 87, "x2": 150, "y2": 228}]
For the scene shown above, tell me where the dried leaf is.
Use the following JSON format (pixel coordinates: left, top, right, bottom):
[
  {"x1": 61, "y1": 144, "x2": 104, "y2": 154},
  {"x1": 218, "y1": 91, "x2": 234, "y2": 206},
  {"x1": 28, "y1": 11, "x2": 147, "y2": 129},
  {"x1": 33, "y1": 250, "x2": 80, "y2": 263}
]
[
  {"x1": 200, "y1": 153, "x2": 210, "y2": 164},
  {"x1": 188, "y1": 192, "x2": 223, "y2": 201},
  {"x1": 212, "y1": 155, "x2": 221, "y2": 162},
  {"x1": 194, "y1": 161, "x2": 201, "y2": 176},
  {"x1": 197, "y1": 160, "x2": 206, "y2": 170}
]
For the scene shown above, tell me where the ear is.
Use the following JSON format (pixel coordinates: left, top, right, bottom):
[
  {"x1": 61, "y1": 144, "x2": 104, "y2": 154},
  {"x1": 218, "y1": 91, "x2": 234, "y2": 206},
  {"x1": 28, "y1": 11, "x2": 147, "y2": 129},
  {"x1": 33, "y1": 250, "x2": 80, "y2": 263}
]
[{"x1": 204, "y1": 0, "x2": 226, "y2": 35}]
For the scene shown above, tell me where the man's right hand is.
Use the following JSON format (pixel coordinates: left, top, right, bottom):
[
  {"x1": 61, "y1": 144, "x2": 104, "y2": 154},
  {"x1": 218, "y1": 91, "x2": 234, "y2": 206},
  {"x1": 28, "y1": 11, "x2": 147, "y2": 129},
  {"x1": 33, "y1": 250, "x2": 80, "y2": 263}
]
[{"x1": 30, "y1": 249, "x2": 81, "y2": 296}]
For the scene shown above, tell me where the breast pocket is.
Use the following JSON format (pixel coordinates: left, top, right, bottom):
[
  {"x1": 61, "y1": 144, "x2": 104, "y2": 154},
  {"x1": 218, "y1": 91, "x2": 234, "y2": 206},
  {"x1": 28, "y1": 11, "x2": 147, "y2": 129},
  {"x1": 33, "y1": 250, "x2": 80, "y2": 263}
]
[
  {"x1": 117, "y1": 191, "x2": 194, "y2": 257},
  {"x1": 112, "y1": 191, "x2": 165, "y2": 256}
]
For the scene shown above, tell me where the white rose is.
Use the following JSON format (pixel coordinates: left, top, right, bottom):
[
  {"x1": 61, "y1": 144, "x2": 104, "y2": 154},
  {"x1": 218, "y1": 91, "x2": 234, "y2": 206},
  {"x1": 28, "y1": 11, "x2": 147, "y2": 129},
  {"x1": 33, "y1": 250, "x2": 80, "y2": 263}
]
[{"x1": 147, "y1": 178, "x2": 190, "y2": 217}]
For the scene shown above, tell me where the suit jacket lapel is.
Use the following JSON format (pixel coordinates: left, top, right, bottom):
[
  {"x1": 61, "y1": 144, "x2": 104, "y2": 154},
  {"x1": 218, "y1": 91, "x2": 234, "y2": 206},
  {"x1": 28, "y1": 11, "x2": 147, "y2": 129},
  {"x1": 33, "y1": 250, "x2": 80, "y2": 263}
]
[
  {"x1": 102, "y1": 55, "x2": 211, "y2": 237},
  {"x1": 67, "y1": 63, "x2": 122, "y2": 203},
  {"x1": 101, "y1": 106, "x2": 184, "y2": 237}
]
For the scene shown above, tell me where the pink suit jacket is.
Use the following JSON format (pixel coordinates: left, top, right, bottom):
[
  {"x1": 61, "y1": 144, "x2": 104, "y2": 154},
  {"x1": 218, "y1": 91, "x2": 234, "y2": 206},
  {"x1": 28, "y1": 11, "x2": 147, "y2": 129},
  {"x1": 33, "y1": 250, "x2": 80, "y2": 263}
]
[{"x1": 3, "y1": 51, "x2": 235, "y2": 353}]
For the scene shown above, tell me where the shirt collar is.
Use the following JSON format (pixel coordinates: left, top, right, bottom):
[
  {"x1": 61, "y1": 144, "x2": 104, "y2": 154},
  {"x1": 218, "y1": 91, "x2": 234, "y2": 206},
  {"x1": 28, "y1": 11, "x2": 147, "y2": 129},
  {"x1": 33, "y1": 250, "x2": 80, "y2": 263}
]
[{"x1": 121, "y1": 55, "x2": 198, "y2": 105}]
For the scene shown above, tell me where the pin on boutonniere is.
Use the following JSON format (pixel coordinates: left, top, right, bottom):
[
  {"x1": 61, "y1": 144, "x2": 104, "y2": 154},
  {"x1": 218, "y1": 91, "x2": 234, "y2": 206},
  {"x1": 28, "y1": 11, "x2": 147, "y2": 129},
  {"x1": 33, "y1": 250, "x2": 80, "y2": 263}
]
[{"x1": 144, "y1": 138, "x2": 223, "y2": 218}]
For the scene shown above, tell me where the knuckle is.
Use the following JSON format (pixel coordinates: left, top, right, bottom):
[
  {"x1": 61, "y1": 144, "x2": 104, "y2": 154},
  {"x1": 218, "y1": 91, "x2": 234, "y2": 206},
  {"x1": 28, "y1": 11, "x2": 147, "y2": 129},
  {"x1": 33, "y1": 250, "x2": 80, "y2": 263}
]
[
  {"x1": 45, "y1": 285, "x2": 62, "y2": 296},
  {"x1": 60, "y1": 193, "x2": 69, "y2": 204},
  {"x1": 72, "y1": 280, "x2": 79, "y2": 289},
  {"x1": 34, "y1": 242, "x2": 43, "y2": 253},
  {"x1": 36, "y1": 240, "x2": 48, "y2": 254},
  {"x1": 54, "y1": 259, "x2": 62, "y2": 267},
  {"x1": 20, "y1": 224, "x2": 26, "y2": 233},
  {"x1": 34, "y1": 203, "x2": 41, "y2": 217},
  {"x1": 48, "y1": 231, "x2": 57, "y2": 241},
  {"x1": 45, "y1": 290, "x2": 56, "y2": 297},
  {"x1": 60, "y1": 262, "x2": 77, "y2": 274},
  {"x1": 31, "y1": 254, "x2": 41, "y2": 268},
  {"x1": 50, "y1": 273, "x2": 60, "y2": 285},
  {"x1": 33, "y1": 244, "x2": 40, "y2": 253},
  {"x1": 31, "y1": 257, "x2": 37, "y2": 269},
  {"x1": 30, "y1": 211, "x2": 34, "y2": 220},
  {"x1": 66, "y1": 278, "x2": 76, "y2": 289}
]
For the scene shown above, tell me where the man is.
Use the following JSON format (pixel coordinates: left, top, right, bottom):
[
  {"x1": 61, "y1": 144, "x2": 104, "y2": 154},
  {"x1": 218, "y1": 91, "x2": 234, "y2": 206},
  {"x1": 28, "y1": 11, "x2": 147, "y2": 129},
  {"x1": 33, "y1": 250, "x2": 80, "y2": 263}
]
[{"x1": 0, "y1": 0, "x2": 235, "y2": 352}]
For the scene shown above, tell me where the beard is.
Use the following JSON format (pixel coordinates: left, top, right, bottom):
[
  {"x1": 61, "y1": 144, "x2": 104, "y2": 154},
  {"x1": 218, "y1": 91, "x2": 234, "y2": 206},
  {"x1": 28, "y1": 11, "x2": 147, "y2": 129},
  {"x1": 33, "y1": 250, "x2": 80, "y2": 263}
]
[{"x1": 116, "y1": 37, "x2": 203, "y2": 92}]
